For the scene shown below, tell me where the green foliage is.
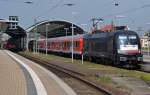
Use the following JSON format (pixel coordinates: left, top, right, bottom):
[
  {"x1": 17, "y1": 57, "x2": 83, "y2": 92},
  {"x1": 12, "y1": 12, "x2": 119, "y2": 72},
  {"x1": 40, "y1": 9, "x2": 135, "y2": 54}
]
[
  {"x1": 140, "y1": 74, "x2": 150, "y2": 81},
  {"x1": 96, "y1": 76, "x2": 112, "y2": 83}
]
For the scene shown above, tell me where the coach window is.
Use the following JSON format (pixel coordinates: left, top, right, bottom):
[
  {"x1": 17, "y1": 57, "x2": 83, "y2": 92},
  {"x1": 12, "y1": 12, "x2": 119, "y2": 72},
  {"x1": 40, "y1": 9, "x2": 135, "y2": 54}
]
[
  {"x1": 128, "y1": 35, "x2": 138, "y2": 45},
  {"x1": 75, "y1": 41, "x2": 79, "y2": 47},
  {"x1": 62, "y1": 42, "x2": 64, "y2": 48},
  {"x1": 69, "y1": 42, "x2": 71, "y2": 47},
  {"x1": 66, "y1": 42, "x2": 68, "y2": 47},
  {"x1": 47, "y1": 42, "x2": 49, "y2": 48},
  {"x1": 76, "y1": 41, "x2": 77, "y2": 47},
  {"x1": 75, "y1": 41, "x2": 77, "y2": 47},
  {"x1": 65, "y1": 42, "x2": 67, "y2": 47},
  {"x1": 77, "y1": 41, "x2": 79, "y2": 47}
]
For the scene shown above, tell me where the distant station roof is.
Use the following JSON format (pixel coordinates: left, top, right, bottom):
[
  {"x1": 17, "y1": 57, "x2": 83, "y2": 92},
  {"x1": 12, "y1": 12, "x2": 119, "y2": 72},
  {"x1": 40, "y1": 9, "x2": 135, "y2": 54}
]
[
  {"x1": 0, "y1": 18, "x2": 26, "y2": 38},
  {"x1": 26, "y1": 20, "x2": 85, "y2": 38},
  {"x1": 5, "y1": 26, "x2": 26, "y2": 38}
]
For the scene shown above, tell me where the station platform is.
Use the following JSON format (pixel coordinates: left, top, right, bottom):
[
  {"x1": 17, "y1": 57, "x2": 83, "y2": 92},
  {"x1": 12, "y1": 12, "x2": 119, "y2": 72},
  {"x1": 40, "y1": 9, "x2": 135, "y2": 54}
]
[
  {"x1": 141, "y1": 55, "x2": 150, "y2": 72},
  {"x1": 0, "y1": 50, "x2": 76, "y2": 95}
]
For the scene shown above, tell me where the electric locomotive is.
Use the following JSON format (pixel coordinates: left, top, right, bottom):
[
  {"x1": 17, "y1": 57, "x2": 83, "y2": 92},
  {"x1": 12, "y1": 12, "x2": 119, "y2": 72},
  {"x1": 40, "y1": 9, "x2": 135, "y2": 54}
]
[
  {"x1": 37, "y1": 29, "x2": 142, "y2": 66},
  {"x1": 83, "y1": 30, "x2": 143, "y2": 66}
]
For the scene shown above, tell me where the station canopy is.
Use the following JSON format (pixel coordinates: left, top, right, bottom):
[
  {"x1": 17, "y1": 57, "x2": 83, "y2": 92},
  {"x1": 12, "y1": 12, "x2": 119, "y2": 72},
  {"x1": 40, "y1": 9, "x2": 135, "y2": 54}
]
[
  {"x1": 5, "y1": 26, "x2": 26, "y2": 38},
  {"x1": 26, "y1": 20, "x2": 85, "y2": 38}
]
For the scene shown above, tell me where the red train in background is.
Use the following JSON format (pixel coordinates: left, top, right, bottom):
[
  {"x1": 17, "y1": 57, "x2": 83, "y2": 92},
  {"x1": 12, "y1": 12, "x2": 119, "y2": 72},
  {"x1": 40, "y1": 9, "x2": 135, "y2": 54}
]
[
  {"x1": 4, "y1": 38, "x2": 26, "y2": 51},
  {"x1": 38, "y1": 34, "x2": 84, "y2": 55}
]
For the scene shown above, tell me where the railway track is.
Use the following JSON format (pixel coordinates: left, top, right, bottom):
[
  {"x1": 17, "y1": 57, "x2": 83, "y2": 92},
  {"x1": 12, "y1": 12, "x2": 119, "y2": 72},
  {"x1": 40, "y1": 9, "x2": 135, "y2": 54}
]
[{"x1": 20, "y1": 54, "x2": 117, "y2": 95}]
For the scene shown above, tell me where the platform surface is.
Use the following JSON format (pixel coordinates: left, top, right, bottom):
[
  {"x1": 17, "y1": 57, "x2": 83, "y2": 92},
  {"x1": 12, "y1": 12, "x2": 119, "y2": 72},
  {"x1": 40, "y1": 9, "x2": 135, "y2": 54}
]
[
  {"x1": 0, "y1": 50, "x2": 27, "y2": 95},
  {"x1": 0, "y1": 50, "x2": 76, "y2": 95}
]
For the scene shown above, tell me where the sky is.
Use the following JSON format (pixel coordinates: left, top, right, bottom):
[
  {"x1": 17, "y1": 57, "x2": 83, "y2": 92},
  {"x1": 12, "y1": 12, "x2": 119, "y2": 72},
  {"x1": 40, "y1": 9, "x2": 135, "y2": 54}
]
[{"x1": 0, "y1": 0, "x2": 150, "y2": 36}]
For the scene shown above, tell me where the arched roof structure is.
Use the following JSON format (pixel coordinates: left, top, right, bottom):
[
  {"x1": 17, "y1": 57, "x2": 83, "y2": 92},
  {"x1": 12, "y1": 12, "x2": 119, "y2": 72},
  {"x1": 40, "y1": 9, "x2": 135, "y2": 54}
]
[
  {"x1": 26, "y1": 20, "x2": 85, "y2": 38},
  {"x1": 5, "y1": 26, "x2": 26, "y2": 38}
]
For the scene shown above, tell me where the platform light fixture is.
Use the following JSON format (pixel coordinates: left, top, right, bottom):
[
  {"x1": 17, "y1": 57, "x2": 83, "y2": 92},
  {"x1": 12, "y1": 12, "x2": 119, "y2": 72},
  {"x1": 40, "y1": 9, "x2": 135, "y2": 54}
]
[
  {"x1": 33, "y1": 18, "x2": 38, "y2": 53},
  {"x1": 64, "y1": 3, "x2": 76, "y2": 63},
  {"x1": 71, "y1": 23, "x2": 76, "y2": 63}
]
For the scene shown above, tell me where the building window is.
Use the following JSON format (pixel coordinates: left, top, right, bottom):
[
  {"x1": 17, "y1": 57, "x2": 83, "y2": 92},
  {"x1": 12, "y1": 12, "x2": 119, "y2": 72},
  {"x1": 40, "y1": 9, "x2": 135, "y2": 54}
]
[
  {"x1": 9, "y1": 16, "x2": 18, "y2": 21},
  {"x1": 9, "y1": 22, "x2": 17, "y2": 29}
]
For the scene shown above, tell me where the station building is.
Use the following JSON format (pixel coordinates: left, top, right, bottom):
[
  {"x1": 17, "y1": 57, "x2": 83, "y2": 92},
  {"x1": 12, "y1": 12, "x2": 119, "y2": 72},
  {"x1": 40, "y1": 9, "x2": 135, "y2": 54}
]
[
  {"x1": 0, "y1": 16, "x2": 26, "y2": 51},
  {"x1": 141, "y1": 36, "x2": 149, "y2": 49}
]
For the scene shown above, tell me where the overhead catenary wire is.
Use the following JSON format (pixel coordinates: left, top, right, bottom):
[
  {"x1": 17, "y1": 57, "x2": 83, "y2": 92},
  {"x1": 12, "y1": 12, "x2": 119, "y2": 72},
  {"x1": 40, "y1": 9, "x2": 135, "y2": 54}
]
[
  {"x1": 36, "y1": 0, "x2": 65, "y2": 19},
  {"x1": 102, "y1": 3, "x2": 150, "y2": 19}
]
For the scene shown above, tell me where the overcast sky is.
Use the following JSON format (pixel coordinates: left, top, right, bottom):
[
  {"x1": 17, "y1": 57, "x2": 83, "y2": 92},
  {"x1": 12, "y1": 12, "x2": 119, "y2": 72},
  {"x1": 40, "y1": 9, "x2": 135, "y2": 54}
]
[{"x1": 0, "y1": 0, "x2": 150, "y2": 36}]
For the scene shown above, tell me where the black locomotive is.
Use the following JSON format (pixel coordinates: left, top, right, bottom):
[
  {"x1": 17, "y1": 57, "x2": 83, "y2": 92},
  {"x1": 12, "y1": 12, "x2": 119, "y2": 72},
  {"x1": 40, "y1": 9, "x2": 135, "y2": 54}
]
[{"x1": 83, "y1": 30, "x2": 143, "y2": 66}]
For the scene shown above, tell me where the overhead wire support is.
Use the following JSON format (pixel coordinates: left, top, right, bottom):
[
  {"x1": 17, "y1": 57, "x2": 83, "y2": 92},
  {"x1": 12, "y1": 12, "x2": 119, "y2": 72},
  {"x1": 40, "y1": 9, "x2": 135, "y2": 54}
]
[{"x1": 91, "y1": 18, "x2": 103, "y2": 30}]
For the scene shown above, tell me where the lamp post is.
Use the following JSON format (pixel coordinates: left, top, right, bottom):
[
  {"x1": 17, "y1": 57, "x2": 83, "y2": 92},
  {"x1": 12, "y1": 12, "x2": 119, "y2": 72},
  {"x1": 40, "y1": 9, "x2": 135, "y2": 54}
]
[
  {"x1": 45, "y1": 23, "x2": 49, "y2": 55},
  {"x1": 33, "y1": 18, "x2": 40, "y2": 53},
  {"x1": 24, "y1": 1, "x2": 33, "y2": 51},
  {"x1": 71, "y1": 11, "x2": 78, "y2": 63},
  {"x1": 26, "y1": 31, "x2": 29, "y2": 51},
  {"x1": 64, "y1": 28, "x2": 69, "y2": 36},
  {"x1": 64, "y1": 3, "x2": 75, "y2": 63},
  {"x1": 33, "y1": 18, "x2": 37, "y2": 53},
  {"x1": 71, "y1": 23, "x2": 76, "y2": 63}
]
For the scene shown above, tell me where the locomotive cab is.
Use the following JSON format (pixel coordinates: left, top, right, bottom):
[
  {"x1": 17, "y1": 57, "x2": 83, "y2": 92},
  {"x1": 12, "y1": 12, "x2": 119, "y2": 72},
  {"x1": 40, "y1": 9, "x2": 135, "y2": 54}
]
[{"x1": 115, "y1": 31, "x2": 143, "y2": 65}]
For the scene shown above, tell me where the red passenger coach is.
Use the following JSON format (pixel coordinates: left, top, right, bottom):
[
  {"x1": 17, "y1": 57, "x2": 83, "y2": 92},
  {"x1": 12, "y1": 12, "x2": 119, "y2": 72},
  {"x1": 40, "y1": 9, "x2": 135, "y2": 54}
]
[
  {"x1": 38, "y1": 34, "x2": 84, "y2": 55},
  {"x1": 38, "y1": 39, "x2": 45, "y2": 49}
]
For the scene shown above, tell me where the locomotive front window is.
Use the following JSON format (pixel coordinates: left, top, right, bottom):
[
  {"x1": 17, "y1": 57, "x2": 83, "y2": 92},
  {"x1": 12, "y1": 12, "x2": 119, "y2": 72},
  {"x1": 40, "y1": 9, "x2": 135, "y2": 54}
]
[
  {"x1": 117, "y1": 34, "x2": 139, "y2": 54},
  {"x1": 118, "y1": 35, "x2": 128, "y2": 45},
  {"x1": 118, "y1": 35, "x2": 138, "y2": 46},
  {"x1": 128, "y1": 35, "x2": 138, "y2": 45}
]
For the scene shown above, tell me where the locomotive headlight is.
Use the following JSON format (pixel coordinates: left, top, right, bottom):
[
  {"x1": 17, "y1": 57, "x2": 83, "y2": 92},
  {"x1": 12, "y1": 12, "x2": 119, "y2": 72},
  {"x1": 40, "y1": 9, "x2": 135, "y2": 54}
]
[
  {"x1": 117, "y1": 50, "x2": 125, "y2": 54},
  {"x1": 120, "y1": 57, "x2": 127, "y2": 61},
  {"x1": 117, "y1": 50, "x2": 124, "y2": 54},
  {"x1": 118, "y1": 50, "x2": 121, "y2": 53}
]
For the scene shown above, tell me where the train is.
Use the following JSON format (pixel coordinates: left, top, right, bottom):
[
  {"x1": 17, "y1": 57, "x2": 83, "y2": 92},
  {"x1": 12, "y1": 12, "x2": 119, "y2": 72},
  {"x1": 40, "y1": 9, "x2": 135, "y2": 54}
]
[
  {"x1": 4, "y1": 38, "x2": 26, "y2": 51},
  {"x1": 37, "y1": 30, "x2": 143, "y2": 66},
  {"x1": 38, "y1": 34, "x2": 83, "y2": 55},
  {"x1": 84, "y1": 30, "x2": 143, "y2": 66}
]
